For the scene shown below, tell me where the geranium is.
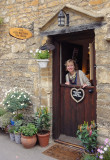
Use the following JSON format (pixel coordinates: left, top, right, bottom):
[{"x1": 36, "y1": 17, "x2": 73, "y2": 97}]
[
  {"x1": 97, "y1": 138, "x2": 110, "y2": 160},
  {"x1": 30, "y1": 49, "x2": 50, "y2": 59}
]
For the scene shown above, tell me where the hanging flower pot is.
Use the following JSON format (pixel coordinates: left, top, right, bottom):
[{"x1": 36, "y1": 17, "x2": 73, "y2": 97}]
[
  {"x1": 37, "y1": 59, "x2": 49, "y2": 68},
  {"x1": 30, "y1": 49, "x2": 50, "y2": 68}
]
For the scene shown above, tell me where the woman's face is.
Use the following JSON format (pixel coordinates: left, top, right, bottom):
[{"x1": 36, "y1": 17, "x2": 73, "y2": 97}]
[{"x1": 66, "y1": 62, "x2": 75, "y2": 73}]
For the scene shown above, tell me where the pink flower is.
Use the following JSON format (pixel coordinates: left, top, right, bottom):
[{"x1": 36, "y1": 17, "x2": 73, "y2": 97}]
[
  {"x1": 99, "y1": 155, "x2": 103, "y2": 159},
  {"x1": 97, "y1": 148, "x2": 101, "y2": 153},
  {"x1": 104, "y1": 138, "x2": 109, "y2": 145},
  {"x1": 101, "y1": 146, "x2": 103, "y2": 149},
  {"x1": 89, "y1": 130, "x2": 92, "y2": 136}
]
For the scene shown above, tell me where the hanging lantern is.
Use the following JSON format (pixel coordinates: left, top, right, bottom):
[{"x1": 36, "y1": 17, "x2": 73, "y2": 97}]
[
  {"x1": 58, "y1": 10, "x2": 65, "y2": 27},
  {"x1": 58, "y1": 10, "x2": 69, "y2": 27}
]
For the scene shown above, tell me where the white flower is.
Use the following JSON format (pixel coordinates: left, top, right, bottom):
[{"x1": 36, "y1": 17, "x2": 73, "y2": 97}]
[
  {"x1": 39, "y1": 50, "x2": 42, "y2": 53},
  {"x1": 36, "y1": 49, "x2": 39, "y2": 52},
  {"x1": 104, "y1": 147, "x2": 107, "y2": 151},
  {"x1": 30, "y1": 50, "x2": 33, "y2": 53}
]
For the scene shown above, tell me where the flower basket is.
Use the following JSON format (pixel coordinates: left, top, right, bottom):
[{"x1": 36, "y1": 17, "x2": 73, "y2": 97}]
[
  {"x1": 30, "y1": 49, "x2": 50, "y2": 68},
  {"x1": 37, "y1": 59, "x2": 49, "y2": 68}
]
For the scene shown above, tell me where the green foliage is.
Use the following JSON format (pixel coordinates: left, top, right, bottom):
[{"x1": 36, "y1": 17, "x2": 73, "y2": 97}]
[
  {"x1": 12, "y1": 113, "x2": 23, "y2": 121},
  {"x1": 82, "y1": 153, "x2": 96, "y2": 160},
  {"x1": 0, "y1": 112, "x2": 12, "y2": 128},
  {"x1": 0, "y1": 107, "x2": 6, "y2": 116},
  {"x1": 30, "y1": 49, "x2": 50, "y2": 59},
  {"x1": 3, "y1": 89, "x2": 32, "y2": 113},
  {"x1": 34, "y1": 106, "x2": 51, "y2": 133},
  {"x1": 8, "y1": 125, "x2": 15, "y2": 133},
  {"x1": 0, "y1": 18, "x2": 3, "y2": 24},
  {"x1": 20, "y1": 123, "x2": 37, "y2": 136},
  {"x1": 76, "y1": 121, "x2": 98, "y2": 154},
  {"x1": 14, "y1": 120, "x2": 23, "y2": 134}
]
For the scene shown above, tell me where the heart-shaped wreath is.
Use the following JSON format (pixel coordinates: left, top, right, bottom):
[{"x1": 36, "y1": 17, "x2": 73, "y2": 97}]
[{"x1": 70, "y1": 88, "x2": 85, "y2": 103}]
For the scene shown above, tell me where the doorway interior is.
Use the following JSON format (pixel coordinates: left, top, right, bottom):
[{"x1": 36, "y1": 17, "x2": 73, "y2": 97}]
[{"x1": 52, "y1": 29, "x2": 96, "y2": 145}]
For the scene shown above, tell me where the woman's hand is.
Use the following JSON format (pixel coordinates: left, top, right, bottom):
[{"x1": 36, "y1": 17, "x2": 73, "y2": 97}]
[
  {"x1": 65, "y1": 82, "x2": 70, "y2": 85},
  {"x1": 82, "y1": 84, "x2": 87, "y2": 88}
]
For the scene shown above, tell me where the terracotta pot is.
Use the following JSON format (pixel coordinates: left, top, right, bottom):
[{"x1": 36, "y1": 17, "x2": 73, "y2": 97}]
[
  {"x1": 4, "y1": 127, "x2": 8, "y2": 133},
  {"x1": 21, "y1": 134, "x2": 37, "y2": 148},
  {"x1": 37, "y1": 131, "x2": 50, "y2": 147}
]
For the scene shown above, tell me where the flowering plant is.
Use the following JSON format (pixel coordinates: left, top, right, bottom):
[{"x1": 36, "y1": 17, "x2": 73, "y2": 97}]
[
  {"x1": 3, "y1": 88, "x2": 32, "y2": 113},
  {"x1": 30, "y1": 49, "x2": 50, "y2": 59},
  {"x1": 76, "y1": 120, "x2": 98, "y2": 154},
  {"x1": 97, "y1": 138, "x2": 110, "y2": 160}
]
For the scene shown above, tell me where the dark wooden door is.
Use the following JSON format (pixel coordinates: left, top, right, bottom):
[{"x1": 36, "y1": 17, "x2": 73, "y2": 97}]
[
  {"x1": 60, "y1": 85, "x2": 96, "y2": 137},
  {"x1": 52, "y1": 31, "x2": 96, "y2": 139}
]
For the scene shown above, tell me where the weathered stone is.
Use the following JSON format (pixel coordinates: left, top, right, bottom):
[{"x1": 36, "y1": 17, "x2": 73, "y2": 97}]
[
  {"x1": 11, "y1": 44, "x2": 26, "y2": 53},
  {"x1": 98, "y1": 127, "x2": 109, "y2": 137},
  {"x1": 96, "y1": 66, "x2": 110, "y2": 83},
  {"x1": 89, "y1": 0, "x2": 104, "y2": 5},
  {"x1": 97, "y1": 107, "x2": 110, "y2": 120}
]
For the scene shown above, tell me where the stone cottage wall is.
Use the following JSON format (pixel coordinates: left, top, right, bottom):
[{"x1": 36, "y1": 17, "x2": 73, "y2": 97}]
[{"x1": 0, "y1": 0, "x2": 110, "y2": 143}]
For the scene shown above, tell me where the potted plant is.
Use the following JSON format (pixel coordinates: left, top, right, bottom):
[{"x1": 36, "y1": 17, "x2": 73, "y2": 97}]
[
  {"x1": 20, "y1": 123, "x2": 37, "y2": 148},
  {"x1": 8, "y1": 124, "x2": 15, "y2": 141},
  {"x1": 76, "y1": 120, "x2": 98, "y2": 154},
  {"x1": 30, "y1": 49, "x2": 50, "y2": 68},
  {"x1": 35, "y1": 106, "x2": 51, "y2": 147},
  {"x1": 14, "y1": 120, "x2": 23, "y2": 144}
]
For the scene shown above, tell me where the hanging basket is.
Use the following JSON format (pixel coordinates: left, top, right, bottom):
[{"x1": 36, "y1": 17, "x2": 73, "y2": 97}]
[{"x1": 37, "y1": 59, "x2": 49, "y2": 68}]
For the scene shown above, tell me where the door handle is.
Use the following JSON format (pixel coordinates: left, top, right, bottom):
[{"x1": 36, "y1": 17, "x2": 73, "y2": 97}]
[{"x1": 88, "y1": 89, "x2": 93, "y2": 93}]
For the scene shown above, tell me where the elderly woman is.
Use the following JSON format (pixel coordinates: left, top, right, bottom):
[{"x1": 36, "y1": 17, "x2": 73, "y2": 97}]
[{"x1": 65, "y1": 59, "x2": 91, "y2": 88}]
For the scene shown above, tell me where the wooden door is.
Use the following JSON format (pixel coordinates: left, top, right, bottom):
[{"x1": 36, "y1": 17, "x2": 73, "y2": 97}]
[
  {"x1": 52, "y1": 31, "x2": 96, "y2": 139},
  {"x1": 60, "y1": 85, "x2": 96, "y2": 137}
]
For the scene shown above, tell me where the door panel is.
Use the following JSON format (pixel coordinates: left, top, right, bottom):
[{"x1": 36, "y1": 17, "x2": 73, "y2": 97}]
[{"x1": 60, "y1": 85, "x2": 96, "y2": 137}]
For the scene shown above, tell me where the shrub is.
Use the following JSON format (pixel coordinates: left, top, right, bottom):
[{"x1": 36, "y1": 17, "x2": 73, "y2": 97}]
[
  {"x1": 0, "y1": 107, "x2": 6, "y2": 116},
  {"x1": 3, "y1": 89, "x2": 32, "y2": 113},
  {"x1": 34, "y1": 106, "x2": 51, "y2": 133}
]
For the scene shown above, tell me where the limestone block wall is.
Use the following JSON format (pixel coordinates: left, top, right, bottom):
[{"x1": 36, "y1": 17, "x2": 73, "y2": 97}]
[
  {"x1": 0, "y1": 0, "x2": 110, "y2": 142},
  {"x1": 95, "y1": 14, "x2": 110, "y2": 143}
]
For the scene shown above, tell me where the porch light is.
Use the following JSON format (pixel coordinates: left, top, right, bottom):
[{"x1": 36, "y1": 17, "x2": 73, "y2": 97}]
[{"x1": 58, "y1": 10, "x2": 69, "y2": 27}]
